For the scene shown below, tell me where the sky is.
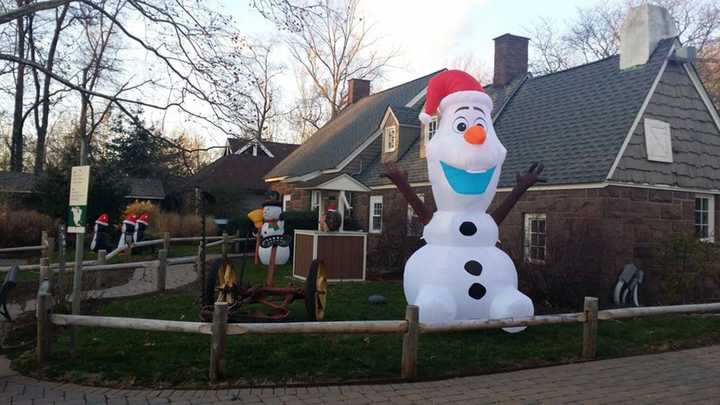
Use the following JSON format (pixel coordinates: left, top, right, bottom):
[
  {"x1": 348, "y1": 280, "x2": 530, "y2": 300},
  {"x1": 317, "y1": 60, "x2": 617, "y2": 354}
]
[
  {"x1": 142, "y1": 0, "x2": 604, "y2": 146},
  {"x1": 220, "y1": 0, "x2": 600, "y2": 89}
]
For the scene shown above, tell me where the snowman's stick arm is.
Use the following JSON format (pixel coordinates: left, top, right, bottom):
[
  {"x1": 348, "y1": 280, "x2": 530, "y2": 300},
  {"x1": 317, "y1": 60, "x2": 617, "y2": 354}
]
[
  {"x1": 382, "y1": 162, "x2": 434, "y2": 225},
  {"x1": 492, "y1": 162, "x2": 545, "y2": 225},
  {"x1": 491, "y1": 186, "x2": 527, "y2": 225}
]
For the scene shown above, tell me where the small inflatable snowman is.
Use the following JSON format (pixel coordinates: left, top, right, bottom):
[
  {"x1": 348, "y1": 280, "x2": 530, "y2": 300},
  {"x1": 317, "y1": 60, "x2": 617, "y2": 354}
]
[
  {"x1": 406, "y1": 70, "x2": 534, "y2": 332},
  {"x1": 90, "y1": 213, "x2": 112, "y2": 252},
  {"x1": 258, "y1": 199, "x2": 290, "y2": 265},
  {"x1": 117, "y1": 214, "x2": 136, "y2": 250}
]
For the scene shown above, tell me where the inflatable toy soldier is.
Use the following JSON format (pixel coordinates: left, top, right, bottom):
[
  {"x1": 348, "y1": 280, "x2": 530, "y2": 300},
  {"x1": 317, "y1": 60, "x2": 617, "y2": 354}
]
[
  {"x1": 90, "y1": 213, "x2": 112, "y2": 252},
  {"x1": 117, "y1": 214, "x2": 137, "y2": 250},
  {"x1": 134, "y1": 213, "x2": 150, "y2": 243}
]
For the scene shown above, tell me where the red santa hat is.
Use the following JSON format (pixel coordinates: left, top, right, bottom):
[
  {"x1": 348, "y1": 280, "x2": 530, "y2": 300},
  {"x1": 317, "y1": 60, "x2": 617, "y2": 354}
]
[
  {"x1": 95, "y1": 213, "x2": 109, "y2": 226},
  {"x1": 137, "y1": 213, "x2": 150, "y2": 225},
  {"x1": 123, "y1": 214, "x2": 137, "y2": 224},
  {"x1": 419, "y1": 70, "x2": 493, "y2": 125}
]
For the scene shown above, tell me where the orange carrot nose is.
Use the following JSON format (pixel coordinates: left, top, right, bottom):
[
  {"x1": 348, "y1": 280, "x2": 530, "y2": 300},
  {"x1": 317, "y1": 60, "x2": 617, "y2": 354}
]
[{"x1": 464, "y1": 125, "x2": 487, "y2": 145}]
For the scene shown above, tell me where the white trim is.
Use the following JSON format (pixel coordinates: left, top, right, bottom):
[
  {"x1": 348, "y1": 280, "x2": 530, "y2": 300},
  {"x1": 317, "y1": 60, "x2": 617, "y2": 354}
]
[
  {"x1": 683, "y1": 63, "x2": 720, "y2": 133},
  {"x1": 694, "y1": 194, "x2": 715, "y2": 242},
  {"x1": 523, "y1": 213, "x2": 547, "y2": 265},
  {"x1": 264, "y1": 176, "x2": 287, "y2": 183},
  {"x1": 311, "y1": 190, "x2": 320, "y2": 211},
  {"x1": 298, "y1": 173, "x2": 370, "y2": 192},
  {"x1": 370, "y1": 181, "x2": 610, "y2": 191},
  {"x1": 643, "y1": 118, "x2": 673, "y2": 163},
  {"x1": 606, "y1": 43, "x2": 676, "y2": 180},
  {"x1": 282, "y1": 194, "x2": 291, "y2": 211},
  {"x1": 369, "y1": 195, "x2": 383, "y2": 234},
  {"x1": 370, "y1": 179, "x2": 720, "y2": 195},
  {"x1": 406, "y1": 87, "x2": 427, "y2": 109},
  {"x1": 607, "y1": 181, "x2": 720, "y2": 195},
  {"x1": 234, "y1": 139, "x2": 276, "y2": 158},
  {"x1": 379, "y1": 108, "x2": 398, "y2": 130}
]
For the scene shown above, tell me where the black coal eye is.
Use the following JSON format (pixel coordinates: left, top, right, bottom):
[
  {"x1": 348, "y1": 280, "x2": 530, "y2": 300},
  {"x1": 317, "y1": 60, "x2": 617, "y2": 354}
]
[
  {"x1": 453, "y1": 117, "x2": 469, "y2": 133},
  {"x1": 457, "y1": 122, "x2": 467, "y2": 132}
]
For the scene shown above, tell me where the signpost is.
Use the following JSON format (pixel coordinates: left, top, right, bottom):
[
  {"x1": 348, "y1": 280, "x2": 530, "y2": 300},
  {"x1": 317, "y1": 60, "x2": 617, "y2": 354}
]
[
  {"x1": 67, "y1": 166, "x2": 90, "y2": 233},
  {"x1": 68, "y1": 165, "x2": 90, "y2": 354}
]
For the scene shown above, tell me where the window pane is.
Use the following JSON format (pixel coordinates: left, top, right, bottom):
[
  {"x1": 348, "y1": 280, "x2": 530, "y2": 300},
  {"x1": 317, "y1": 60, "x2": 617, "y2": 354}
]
[
  {"x1": 531, "y1": 220, "x2": 538, "y2": 232},
  {"x1": 538, "y1": 234, "x2": 546, "y2": 246},
  {"x1": 538, "y1": 248, "x2": 545, "y2": 260},
  {"x1": 372, "y1": 216, "x2": 382, "y2": 230},
  {"x1": 538, "y1": 220, "x2": 546, "y2": 233}
]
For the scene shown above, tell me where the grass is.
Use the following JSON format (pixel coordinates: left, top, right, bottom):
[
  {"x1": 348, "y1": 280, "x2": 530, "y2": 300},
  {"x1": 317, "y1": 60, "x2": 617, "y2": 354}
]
[{"x1": 12, "y1": 262, "x2": 720, "y2": 388}]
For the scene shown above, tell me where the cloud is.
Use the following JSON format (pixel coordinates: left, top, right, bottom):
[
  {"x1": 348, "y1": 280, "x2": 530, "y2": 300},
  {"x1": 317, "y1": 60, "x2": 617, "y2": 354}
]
[{"x1": 357, "y1": 0, "x2": 490, "y2": 86}]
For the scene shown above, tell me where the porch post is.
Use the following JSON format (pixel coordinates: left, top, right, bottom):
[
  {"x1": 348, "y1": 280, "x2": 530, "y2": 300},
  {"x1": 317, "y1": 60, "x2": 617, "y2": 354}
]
[
  {"x1": 338, "y1": 190, "x2": 346, "y2": 231},
  {"x1": 317, "y1": 190, "x2": 324, "y2": 231}
]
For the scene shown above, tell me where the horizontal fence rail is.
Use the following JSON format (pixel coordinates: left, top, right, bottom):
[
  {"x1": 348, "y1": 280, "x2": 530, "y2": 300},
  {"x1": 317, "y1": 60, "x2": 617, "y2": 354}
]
[
  {"x1": 0, "y1": 245, "x2": 45, "y2": 253},
  {"x1": 37, "y1": 297, "x2": 720, "y2": 383}
]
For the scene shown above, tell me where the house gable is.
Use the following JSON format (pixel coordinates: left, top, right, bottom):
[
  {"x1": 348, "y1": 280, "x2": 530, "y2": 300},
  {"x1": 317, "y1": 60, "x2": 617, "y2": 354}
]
[{"x1": 610, "y1": 61, "x2": 720, "y2": 191}]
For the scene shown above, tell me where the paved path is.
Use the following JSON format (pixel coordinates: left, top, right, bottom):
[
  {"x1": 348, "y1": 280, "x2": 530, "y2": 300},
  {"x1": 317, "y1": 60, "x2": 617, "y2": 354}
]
[
  {"x1": 6, "y1": 263, "x2": 198, "y2": 319},
  {"x1": 1, "y1": 345, "x2": 718, "y2": 404}
]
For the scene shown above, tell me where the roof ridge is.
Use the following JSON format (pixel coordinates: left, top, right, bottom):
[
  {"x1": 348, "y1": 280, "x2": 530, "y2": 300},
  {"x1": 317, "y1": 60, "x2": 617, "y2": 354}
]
[{"x1": 530, "y1": 37, "x2": 676, "y2": 81}]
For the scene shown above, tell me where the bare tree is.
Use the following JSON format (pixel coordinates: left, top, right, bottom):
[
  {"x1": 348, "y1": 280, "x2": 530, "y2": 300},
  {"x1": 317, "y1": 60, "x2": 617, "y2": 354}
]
[
  {"x1": 28, "y1": 2, "x2": 69, "y2": 173},
  {"x1": 0, "y1": 0, "x2": 262, "y2": 164},
  {"x1": 216, "y1": 38, "x2": 285, "y2": 142},
  {"x1": 283, "y1": 0, "x2": 394, "y2": 124},
  {"x1": 447, "y1": 54, "x2": 493, "y2": 85},
  {"x1": 9, "y1": 0, "x2": 28, "y2": 172}
]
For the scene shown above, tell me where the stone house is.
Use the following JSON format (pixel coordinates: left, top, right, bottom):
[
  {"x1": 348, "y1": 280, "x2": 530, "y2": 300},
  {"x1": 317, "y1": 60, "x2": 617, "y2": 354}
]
[{"x1": 265, "y1": 5, "x2": 720, "y2": 298}]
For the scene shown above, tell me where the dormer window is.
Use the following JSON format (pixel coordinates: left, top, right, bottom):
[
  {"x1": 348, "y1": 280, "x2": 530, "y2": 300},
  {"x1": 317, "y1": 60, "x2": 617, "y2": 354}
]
[
  {"x1": 384, "y1": 126, "x2": 398, "y2": 152},
  {"x1": 424, "y1": 116, "x2": 438, "y2": 144}
]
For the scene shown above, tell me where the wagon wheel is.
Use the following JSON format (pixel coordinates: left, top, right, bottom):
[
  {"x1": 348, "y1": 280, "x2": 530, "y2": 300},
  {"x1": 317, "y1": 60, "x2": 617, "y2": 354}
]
[
  {"x1": 205, "y1": 258, "x2": 237, "y2": 306},
  {"x1": 305, "y1": 260, "x2": 328, "y2": 321}
]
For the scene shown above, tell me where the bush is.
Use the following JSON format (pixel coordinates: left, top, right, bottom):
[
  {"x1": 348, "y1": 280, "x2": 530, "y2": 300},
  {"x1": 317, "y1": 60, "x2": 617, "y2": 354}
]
[
  {"x1": 123, "y1": 201, "x2": 162, "y2": 222},
  {"x1": 152, "y1": 212, "x2": 218, "y2": 237},
  {"x1": 646, "y1": 233, "x2": 720, "y2": 305},
  {"x1": 0, "y1": 208, "x2": 55, "y2": 248}
]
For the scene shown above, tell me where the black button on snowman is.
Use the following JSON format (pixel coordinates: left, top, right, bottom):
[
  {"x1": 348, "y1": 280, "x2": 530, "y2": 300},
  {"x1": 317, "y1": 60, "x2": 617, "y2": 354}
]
[{"x1": 404, "y1": 70, "x2": 534, "y2": 332}]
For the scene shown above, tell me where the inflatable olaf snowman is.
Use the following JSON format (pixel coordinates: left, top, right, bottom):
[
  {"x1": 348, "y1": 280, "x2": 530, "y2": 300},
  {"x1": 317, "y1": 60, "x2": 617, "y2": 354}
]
[{"x1": 405, "y1": 70, "x2": 534, "y2": 332}]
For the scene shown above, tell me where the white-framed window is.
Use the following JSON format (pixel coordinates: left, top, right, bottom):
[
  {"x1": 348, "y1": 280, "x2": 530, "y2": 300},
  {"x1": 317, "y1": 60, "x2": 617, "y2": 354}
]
[
  {"x1": 423, "y1": 116, "x2": 438, "y2": 144},
  {"x1": 311, "y1": 190, "x2": 320, "y2": 211},
  {"x1": 695, "y1": 194, "x2": 715, "y2": 242},
  {"x1": 282, "y1": 194, "x2": 291, "y2": 211},
  {"x1": 384, "y1": 126, "x2": 398, "y2": 152},
  {"x1": 407, "y1": 193, "x2": 424, "y2": 237},
  {"x1": 369, "y1": 195, "x2": 383, "y2": 233},
  {"x1": 524, "y1": 213, "x2": 547, "y2": 264},
  {"x1": 644, "y1": 118, "x2": 673, "y2": 163}
]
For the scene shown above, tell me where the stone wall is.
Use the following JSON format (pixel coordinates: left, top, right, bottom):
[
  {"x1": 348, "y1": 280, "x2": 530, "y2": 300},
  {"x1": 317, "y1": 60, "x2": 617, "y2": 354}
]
[
  {"x1": 269, "y1": 181, "x2": 311, "y2": 212},
  {"x1": 358, "y1": 184, "x2": 719, "y2": 304}
]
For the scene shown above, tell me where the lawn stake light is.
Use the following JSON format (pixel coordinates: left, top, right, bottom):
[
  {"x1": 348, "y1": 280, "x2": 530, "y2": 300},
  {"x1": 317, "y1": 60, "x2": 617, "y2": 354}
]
[{"x1": 201, "y1": 192, "x2": 327, "y2": 322}]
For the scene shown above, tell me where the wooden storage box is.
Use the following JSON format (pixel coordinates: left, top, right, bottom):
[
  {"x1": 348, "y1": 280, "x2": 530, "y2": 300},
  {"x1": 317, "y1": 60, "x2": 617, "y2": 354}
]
[{"x1": 293, "y1": 230, "x2": 367, "y2": 281}]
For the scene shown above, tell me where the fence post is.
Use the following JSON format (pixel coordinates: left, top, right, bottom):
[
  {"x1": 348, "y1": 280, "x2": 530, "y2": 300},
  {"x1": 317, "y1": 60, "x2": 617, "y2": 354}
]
[
  {"x1": 401, "y1": 305, "x2": 419, "y2": 379},
  {"x1": 221, "y1": 232, "x2": 229, "y2": 262},
  {"x1": 56, "y1": 225, "x2": 66, "y2": 306},
  {"x1": 41, "y1": 231, "x2": 49, "y2": 261},
  {"x1": 39, "y1": 258, "x2": 50, "y2": 290},
  {"x1": 94, "y1": 250, "x2": 107, "y2": 290},
  {"x1": 209, "y1": 302, "x2": 227, "y2": 383},
  {"x1": 36, "y1": 282, "x2": 51, "y2": 365},
  {"x1": 156, "y1": 249, "x2": 167, "y2": 292},
  {"x1": 582, "y1": 296, "x2": 599, "y2": 360},
  {"x1": 163, "y1": 232, "x2": 170, "y2": 253}
]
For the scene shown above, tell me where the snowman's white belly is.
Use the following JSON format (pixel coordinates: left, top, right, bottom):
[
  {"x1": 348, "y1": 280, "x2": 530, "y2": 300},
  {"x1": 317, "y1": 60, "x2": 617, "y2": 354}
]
[
  {"x1": 259, "y1": 246, "x2": 290, "y2": 265},
  {"x1": 404, "y1": 245, "x2": 518, "y2": 320}
]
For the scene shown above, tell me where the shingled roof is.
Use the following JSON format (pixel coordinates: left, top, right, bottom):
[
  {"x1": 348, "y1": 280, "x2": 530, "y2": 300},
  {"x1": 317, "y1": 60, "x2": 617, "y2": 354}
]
[
  {"x1": 126, "y1": 178, "x2": 165, "y2": 200},
  {"x1": 265, "y1": 70, "x2": 441, "y2": 179},
  {"x1": 362, "y1": 38, "x2": 676, "y2": 188}
]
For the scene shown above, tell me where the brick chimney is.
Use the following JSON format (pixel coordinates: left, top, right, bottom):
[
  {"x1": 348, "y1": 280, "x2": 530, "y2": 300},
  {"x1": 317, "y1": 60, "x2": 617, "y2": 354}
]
[
  {"x1": 619, "y1": 5, "x2": 677, "y2": 70},
  {"x1": 347, "y1": 79, "x2": 370, "y2": 104},
  {"x1": 493, "y1": 34, "x2": 529, "y2": 87}
]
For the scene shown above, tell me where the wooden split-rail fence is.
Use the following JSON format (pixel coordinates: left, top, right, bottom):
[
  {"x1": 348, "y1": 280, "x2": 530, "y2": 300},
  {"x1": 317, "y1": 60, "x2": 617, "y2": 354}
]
[{"x1": 34, "y1": 288, "x2": 720, "y2": 383}]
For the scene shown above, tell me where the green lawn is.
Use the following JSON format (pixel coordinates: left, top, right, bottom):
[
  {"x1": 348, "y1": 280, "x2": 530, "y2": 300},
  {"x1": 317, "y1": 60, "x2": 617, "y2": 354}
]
[{"x1": 12, "y1": 262, "x2": 720, "y2": 388}]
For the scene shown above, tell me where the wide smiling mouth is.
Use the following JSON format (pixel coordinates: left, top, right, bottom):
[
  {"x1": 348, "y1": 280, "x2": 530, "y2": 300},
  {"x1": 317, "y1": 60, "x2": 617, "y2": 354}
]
[{"x1": 440, "y1": 161, "x2": 496, "y2": 195}]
